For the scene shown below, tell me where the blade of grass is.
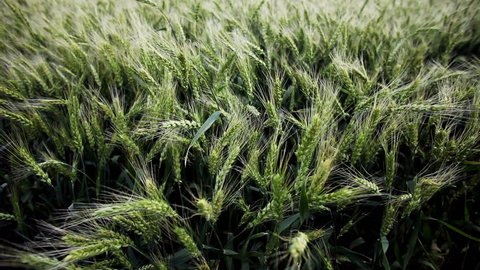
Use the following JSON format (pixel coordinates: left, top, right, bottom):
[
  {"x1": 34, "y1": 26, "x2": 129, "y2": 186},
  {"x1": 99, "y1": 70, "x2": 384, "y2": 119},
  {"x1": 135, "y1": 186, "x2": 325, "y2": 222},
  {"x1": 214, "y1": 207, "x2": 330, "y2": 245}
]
[
  {"x1": 184, "y1": 111, "x2": 222, "y2": 165},
  {"x1": 427, "y1": 217, "x2": 480, "y2": 242}
]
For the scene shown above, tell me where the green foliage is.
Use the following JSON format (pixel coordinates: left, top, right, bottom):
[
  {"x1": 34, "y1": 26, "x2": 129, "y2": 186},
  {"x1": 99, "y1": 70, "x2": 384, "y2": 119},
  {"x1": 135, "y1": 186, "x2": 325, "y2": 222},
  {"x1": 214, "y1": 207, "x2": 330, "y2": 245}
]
[{"x1": 0, "y1": 0, "x2": 480, "y2": 269}]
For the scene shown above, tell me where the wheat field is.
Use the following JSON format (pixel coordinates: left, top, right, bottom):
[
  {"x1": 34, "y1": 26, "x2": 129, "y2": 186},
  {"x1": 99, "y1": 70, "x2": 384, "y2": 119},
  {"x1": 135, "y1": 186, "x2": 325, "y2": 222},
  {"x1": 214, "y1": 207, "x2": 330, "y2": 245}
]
[{"x1": 0, "y1": 0, "x2": 479, "y2": 269}]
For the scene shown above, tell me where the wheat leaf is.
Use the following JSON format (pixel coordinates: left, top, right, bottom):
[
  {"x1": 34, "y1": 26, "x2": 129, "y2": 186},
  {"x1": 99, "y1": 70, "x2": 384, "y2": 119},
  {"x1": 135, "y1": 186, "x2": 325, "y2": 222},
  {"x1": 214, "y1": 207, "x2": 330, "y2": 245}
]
[{"x1": 184, "y1": 111, "x2": 222, "y2": 165}]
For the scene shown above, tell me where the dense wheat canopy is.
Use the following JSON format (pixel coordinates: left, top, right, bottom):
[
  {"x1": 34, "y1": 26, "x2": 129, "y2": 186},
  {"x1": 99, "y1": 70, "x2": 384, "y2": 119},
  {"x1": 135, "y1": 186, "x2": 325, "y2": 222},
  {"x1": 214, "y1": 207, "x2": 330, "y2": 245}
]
[{"x1": 0, "y1": 0, "x2": 479, "y2": 269}]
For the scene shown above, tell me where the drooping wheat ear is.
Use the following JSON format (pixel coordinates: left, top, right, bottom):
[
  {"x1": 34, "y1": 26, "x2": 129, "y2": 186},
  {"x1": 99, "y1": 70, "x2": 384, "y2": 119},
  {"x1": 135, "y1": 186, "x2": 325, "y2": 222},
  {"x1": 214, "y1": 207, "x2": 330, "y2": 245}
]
[
  {"x1": 270, "y1": 73, "x2": 285, "y2": 107},
  {"x1": 353, "y1": 177, "x2": 381, "y2": 194},
  {"x1": 145, "y1": 177, "x2": 162, "y2": 199},
  {"x1": 30, "y1": 111, "x2": 51, "y2": 138},
  {"x1": 146, "y1": 139, "x2": 164, "y2": 162},
  {"x1": 321, "y1": 253, "x2": 335, "y2": 270},
  {"x1": 173, "y1": 226, "x2": 202, "y2": 258},
  {"x1": 397, "y1": 193, "x2": 413, "y2": 202},
  {"x1": 238, "y1": 59, "x2": 255, "y2": 101},
  {"x1": 112, "y1": 249, "x2": 133, "y2": 269},
  {"x1": 405, "y1": 114, "x2": 421, "y2": 149},
  {"x1": 265, "y1": 100, "x2": 280, "y2": 128},
  {"x1": 331, "y1": 53, "x2": 357, "y2": 98},
  {"x1": 112, "y1": 213, "x2": 158, "y2": 241},
  {"x1": 38, "y1": 158, "x2": 75, "y2": 180},
  {"x1": 0, "y1": 85, "x2": 25, "y2": 100},
  {"x1": 308, "y1": 157, "x2": 334, "y2": 196},
  {"x1": 67, "y1": 95, "x2": 83, "y2": 153},
  {"x1": 289, "y1": 232, "x2": 309, "y2": 261},
  {"x1": 0, "y1": 108, "x2": 33, "y2": 127},
  {"x1": 116, "y1": 132, "x2": 141, "y2": 157},
  {"x1": 19, "y1": 253, "x2": 64, "y2": 270},
  {"x1": 0, "y1": 213, "x2": 15, "y2": 221},
  {"x1": 89, "y1": 109, "x2": 106, "y2": 151},
  {"x1": 351, "y1": 108, "x2": 382, "y2": 165},
  {"x1": 16, "y1": 146, "x2": 52, "y2": 185},
  {"x1": 161, "y1": 119, "x2": 200, "y2": 129},
  {"x1": 402, "y1": 167, "x2": 459, "y2": 217},
  {"x1": 138, "y1": 264, "x2": 156, "y2": 270},
  {"x1": 63, "y1": 230, "x2": 133, "y2": 262},
  {"x1": 305, "y1": 229, "x2": 327, "y2": 241},
  {"x1": 295, "y1": 113, "x2": 321, "y2": 186},
  {"x1": 196, "y1": 198, "x2": 215, "y2": 222},
  {"x1": 338, "y1": 219, "x2": 356, "y2": 238},
  {"x1": 264, "y1": 133, "x2": 280, "y2": 178},
  {"x1": 88, "y1": 63, "x2": 102, "y2": 87},
  {"x1": 382, "y1": 133, "x2": 399, "y2": 189},
  {"x1": 250, "y1": 174, "x2": 290, "y2": 226},
  {"x1": 380, "y1": 202, "x2": 397, "y2": 237},
  {"x1": 63, "y1": 233, "x2": 90, "y2": 246},
  {"x1": 209, "y1": 122, "x2": 241, "y2": 175},
  {"x1": 211, "y1": 188, "x2": 226, "y2": 222},
  {"x1": 171, "y1": 146, "x2": 182, "y2": 183},
  {"x1": 214, "y1": 144, "x2": 241, "y2": 194},
  {"x1": 81, "y1": 112, "x2": 96, "y2": 149},
  {"x1": 102, "y1": 44, "x2": 124, "y2": 88},
  {"x1": 310, "y1": 187, "x2": 364, "y2": 210},
  {"x1": 93, "y1": 198, "x2": 179, "y2": 220},
  {"x1": 403, "y1": 178, "x2": 442, "y2": 218},
  {"x1": 242, "y1": 147, "x2": 264, "y2": 187}
]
